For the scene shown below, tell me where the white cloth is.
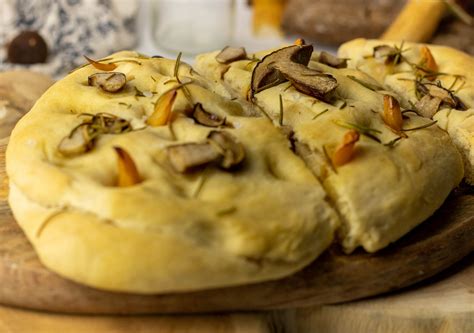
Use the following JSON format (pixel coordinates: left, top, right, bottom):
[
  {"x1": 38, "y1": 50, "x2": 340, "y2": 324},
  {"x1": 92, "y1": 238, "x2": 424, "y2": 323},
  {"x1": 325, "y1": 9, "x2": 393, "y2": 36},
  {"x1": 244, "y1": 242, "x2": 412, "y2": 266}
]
[{"x1": 0, "y1": 0, "x2": 139, "y2": 78}]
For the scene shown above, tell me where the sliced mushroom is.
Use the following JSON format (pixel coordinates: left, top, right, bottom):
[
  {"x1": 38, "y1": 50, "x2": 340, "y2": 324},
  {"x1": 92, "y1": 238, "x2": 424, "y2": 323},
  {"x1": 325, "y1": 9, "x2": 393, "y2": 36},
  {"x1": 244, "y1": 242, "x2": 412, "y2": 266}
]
[
  {"x1": 58, "y1": 124, "x2": 93, "y2": 157},
  {"x1": 415, "y1": 95, "x2": 442, "y2": 118},
  {"x1": 273, "y1": 62, "x2": 338, "y2": 100},
  {"x1": 416, "y1": 81, "x2": 467, "y2": 111},
  {"x1": 207, "y1": 131, "x2": 245, "y2": 169},
  {"x1": 383, "y1": 95, "x2": 403, "y2": 132},
  {"x1": 373, "y1": 45, "x2": 398, "y2": 64},
  {"x1": 88, "y1": 72, "x2": 126, "y2": 92},
  {"x1": 251, "y1": 44, "x2": 313, "y2": 95},
  {"x1": 114, "y1": 147, "x2": 141, "y2": 187},
  {"x1": 318, "y1": 51, "x2": 347, "y2": 69},
  {"x1": 425, "y1": 84, "x2": 457, "y2": 107},
  {"x1": 216, "y1": 46, "x2": 247, "y2": 64},
  {"x1": 166, "y1": 143, "x2": 221, "y2": 173},
  {"x1": 192, "y1": 103, "x2": 225, "y2": 127},
  {"x1": 331, "y1": 130, "x2": 360, "y2": 167}
]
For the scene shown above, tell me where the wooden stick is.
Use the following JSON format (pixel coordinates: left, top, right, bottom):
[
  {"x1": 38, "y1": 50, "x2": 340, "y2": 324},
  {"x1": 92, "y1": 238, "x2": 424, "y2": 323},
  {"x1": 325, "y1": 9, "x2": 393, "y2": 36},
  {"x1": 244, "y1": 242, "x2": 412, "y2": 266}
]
[{"x1": 381, "y1": 0, "x2": 448, "y2": 42}]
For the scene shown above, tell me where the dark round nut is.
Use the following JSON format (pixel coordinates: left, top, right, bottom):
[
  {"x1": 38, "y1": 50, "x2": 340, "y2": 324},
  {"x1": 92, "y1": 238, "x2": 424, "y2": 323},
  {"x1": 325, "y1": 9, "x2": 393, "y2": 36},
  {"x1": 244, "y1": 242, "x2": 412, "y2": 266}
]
[{"x1": 7, "y1": 31, "x2": 48, "y2": 64}]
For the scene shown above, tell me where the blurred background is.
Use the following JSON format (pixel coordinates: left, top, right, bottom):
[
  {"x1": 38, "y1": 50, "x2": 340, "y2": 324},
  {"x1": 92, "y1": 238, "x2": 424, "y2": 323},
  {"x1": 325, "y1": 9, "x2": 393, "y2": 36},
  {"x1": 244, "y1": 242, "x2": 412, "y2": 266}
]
[{"x1": 0, "y1": 0, "x2": 472, "y2": 78}]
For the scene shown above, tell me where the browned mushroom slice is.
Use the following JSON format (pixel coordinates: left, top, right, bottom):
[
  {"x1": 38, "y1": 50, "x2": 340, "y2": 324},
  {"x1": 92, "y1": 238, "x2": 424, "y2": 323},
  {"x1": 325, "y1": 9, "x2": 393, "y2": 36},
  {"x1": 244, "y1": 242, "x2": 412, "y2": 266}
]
[
  {"x1": 415, "y1": 95, "x2": 442, "y2": 118},
  {"x1": 373, "y1": 45, "x2": 397, "y2": 58},
  {"x1": 166, "y1": 143, "x2": 222, "y2": 173},
  {"x1": 58, "y1": 124, "x2": 93, "y2": 157},
  {"x1": 192, "y1": 103, "x2": 225, "y2": 127},
  {"x1": 273, "y1": 62, "x2": 338, "y2": 100},
  {"x1": 318, "y1": 51, "x2": 347, "y2": 69},
  {"x1": 88, "y1": 72, "x2": 126, "y2": 92},
  {"x1": 425, "y1": 84, "x2": 457, "y2": 108},
  {"x1": 216, "y1": 46, "x2": 247, "y2": 64},
  {"x1": 207, "y1": 131, "x2": 245, "y2": 169},
  {"x1": 251, "y1": 44, "x2": 313, "y2": 95}
]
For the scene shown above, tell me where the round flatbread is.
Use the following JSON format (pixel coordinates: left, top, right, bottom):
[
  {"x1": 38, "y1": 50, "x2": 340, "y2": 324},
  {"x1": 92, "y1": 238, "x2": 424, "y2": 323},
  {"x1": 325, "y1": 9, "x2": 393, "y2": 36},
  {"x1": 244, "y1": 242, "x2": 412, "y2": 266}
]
[{"x1": 6, "y1": 51, "x2": 338, "y2": 293}]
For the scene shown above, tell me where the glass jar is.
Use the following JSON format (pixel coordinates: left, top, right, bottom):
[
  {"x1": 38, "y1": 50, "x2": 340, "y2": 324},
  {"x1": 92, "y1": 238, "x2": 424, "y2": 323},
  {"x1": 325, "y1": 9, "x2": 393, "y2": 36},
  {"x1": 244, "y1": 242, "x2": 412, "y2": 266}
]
[{"x1": 153, "y1": 0, "x2": 235, "y2": 55}]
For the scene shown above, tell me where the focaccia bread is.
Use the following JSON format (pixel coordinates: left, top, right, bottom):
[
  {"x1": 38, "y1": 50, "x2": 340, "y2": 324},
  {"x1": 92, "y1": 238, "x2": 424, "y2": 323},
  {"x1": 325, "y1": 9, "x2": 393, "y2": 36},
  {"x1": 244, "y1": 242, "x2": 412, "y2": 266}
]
[
  {"x1": 195, "y1": 44, "x2": 463, "y2": 253},
  {"x1": 6, "y1": 51, "x2": 339, "y2": 293},
  {"x1": 339, "y1": 38, "x2": 474, "y2": 184}
]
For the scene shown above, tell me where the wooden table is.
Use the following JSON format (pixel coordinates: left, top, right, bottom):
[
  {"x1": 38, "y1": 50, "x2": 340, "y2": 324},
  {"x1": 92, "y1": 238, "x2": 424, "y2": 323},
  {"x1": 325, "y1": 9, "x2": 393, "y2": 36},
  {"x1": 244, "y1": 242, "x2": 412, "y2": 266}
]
[{"x1": 0, "y1": 253, "x2": 472, "y2": 333}]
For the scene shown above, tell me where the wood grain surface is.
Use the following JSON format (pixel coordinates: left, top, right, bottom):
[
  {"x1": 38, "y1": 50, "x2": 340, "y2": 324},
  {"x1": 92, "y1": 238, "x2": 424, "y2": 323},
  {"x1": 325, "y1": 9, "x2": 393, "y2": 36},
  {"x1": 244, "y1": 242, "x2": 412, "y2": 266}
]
[{"x1": 281, "y1": 253, "x2": 474, "y2": 333}]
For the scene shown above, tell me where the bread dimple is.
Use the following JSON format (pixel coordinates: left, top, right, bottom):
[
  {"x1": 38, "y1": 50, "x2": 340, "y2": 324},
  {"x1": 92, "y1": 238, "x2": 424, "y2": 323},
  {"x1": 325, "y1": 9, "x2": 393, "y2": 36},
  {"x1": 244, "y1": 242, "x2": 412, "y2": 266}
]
[{"x1": 7, "y1": 51, "x2": 339, "y2": 293}]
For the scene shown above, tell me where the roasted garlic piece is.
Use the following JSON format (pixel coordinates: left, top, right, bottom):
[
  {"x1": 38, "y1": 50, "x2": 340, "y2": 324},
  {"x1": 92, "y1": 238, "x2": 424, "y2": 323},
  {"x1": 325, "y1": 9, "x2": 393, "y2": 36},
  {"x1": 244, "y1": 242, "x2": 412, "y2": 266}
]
[
  {"x1": 383, "y1": 95, "x2": 403, "y2": 132},
  {"x1": 331, "y1": 130, "x2": 360, "y2": 167},
  {"x1": 114, "y1": 147, "x2": 141, "y2": 187},
  {"x1": 147, "y1": 89, "x2": 177, "y2": 126},
  {"x1": 418, "y1": 46, "x2": 438, "y2": 80}
]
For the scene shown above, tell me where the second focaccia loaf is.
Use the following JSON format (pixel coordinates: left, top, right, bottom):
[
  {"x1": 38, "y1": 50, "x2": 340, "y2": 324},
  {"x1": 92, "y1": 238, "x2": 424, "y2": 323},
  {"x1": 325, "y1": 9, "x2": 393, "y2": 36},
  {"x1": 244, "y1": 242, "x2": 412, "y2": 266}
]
[
  {"x1": 195, "y1": 44, "x2": 463, "y2": 253},
  {"x1": 339, "y1": 38, "x2": 474, "y2": 184}
]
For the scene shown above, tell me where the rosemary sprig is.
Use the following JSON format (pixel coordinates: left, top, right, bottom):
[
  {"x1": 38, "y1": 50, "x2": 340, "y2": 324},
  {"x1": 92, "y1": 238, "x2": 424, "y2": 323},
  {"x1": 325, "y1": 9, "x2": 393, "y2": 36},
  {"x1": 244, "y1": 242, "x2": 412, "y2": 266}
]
[
  {"x1": 279, "y1": 94, "x2": 284, "y2": 126},
  {"x1": 312, "y1": 109, "x2": 329, "y2": 120},
  {"x1": 174, "y1": 52, "x2": 183, "y2": 79},
  {"x1": 333, "y1": 120, "x2": 382, "y2": 143},
  {"x1": 402, "y1": 120, "x2": 437, "y2": 132},
  {"x1": 193, "y1": 167, "x2": 209, "y2": 198},
  {"x1": 347, "y1": 75, "x2": 384, "y2": 92},
  {"x1": 383, "y1": 136, "x2": 403, "y2": 147},
  {"x1": 173, "y1": 52, "x2": 193, "y2": 105},
  {"x1": 338, "y1": 100, "x2": 347, "y2": 110},
  {"x1": 217, "y1": 206, "x2": 237, "y2": 216},
  {"x1": 134, "y1": 86, "x2": 145, "y2": 97}
]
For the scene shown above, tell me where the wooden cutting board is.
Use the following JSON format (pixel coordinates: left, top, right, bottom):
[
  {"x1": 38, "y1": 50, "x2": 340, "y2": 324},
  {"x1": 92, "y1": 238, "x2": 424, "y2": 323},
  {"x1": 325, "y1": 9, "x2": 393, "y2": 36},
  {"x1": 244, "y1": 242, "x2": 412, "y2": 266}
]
[
  {"x1": 0, "y1": 70, "x2": 473, "y2": 315},
  {"x1": 0, "y1": 134, "x2": 473, "y2": 314}
]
